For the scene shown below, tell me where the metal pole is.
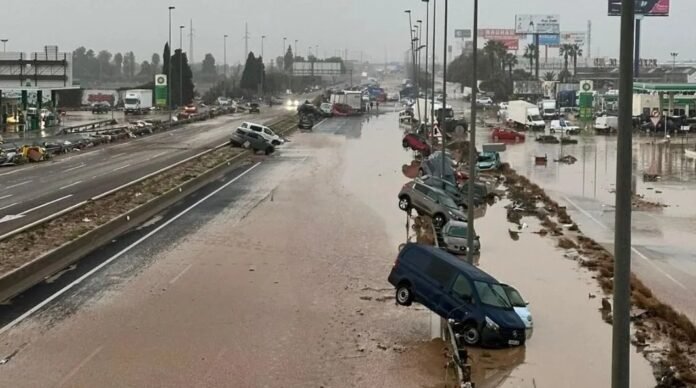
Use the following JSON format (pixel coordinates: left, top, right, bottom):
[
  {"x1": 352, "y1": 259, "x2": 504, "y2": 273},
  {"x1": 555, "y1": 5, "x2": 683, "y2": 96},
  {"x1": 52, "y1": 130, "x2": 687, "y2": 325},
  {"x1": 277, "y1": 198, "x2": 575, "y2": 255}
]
[
  {"x1": 1, "y1": 40, "x2": 7, "y2": 52},
  {"x1": 612, "y1": 0, "x2": 635, "y2": 386},
  {"x1": 534, "y1": 33, "x2": 540, "y2": 79},
  {"x1": 466, "y1": 0, "x2": 478, "y2": 265},
  {"x1": 406, "y1": 10, "x2": 421, "y2": 128},
  {"x1": 168, "y1": 6, "x2": 175, "y2": 120},
  {"x1": 224, "y1": 35, "x2": 228, "y2": 78},
  {"x1": 423, "y1": 0, "x2": 430, "y2": 127},
  {"x1": 441, "y1": 0, "x2": 448, "y2": 180},
  {"x1": 634, "y1": 17, "x2": 642, "y2": 78},
  {"x1": 180, "y1": 25, "x2": 185, "y2": 107},
  {"x1": 431, "y1": 0, "x2": 437, "y2": 145}
]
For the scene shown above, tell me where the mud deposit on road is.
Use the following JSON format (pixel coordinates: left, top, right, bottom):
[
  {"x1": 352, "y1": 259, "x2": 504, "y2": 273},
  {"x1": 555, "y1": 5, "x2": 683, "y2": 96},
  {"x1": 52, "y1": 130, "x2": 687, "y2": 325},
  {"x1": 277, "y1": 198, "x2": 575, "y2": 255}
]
[{"x1": 498, "y1": 165, "x2": 696, "y2": 386}]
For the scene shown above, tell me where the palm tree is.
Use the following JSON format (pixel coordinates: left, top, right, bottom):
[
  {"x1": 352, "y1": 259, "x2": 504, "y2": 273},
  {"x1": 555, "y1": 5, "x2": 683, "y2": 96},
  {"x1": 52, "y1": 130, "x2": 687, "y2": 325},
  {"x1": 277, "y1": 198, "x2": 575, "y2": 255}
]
[
  {"x1": 559, "y1": 44, "x2": 573, "y2": 77},
  {"x1": 572, "y1": 44, "x2": 583, "y2": 77},
  {"x1": 524, "y1": 44, "x2": 537, "y2": 73},
  {"x1": 504, "y1": 53, "x2": 518, "y2": 80},
  {"x1": 543, "y1": 71, "x2": 556, "y2": 81},
  {"x1": 483, "y1": 40, "x2": 507, "y2": 74}
]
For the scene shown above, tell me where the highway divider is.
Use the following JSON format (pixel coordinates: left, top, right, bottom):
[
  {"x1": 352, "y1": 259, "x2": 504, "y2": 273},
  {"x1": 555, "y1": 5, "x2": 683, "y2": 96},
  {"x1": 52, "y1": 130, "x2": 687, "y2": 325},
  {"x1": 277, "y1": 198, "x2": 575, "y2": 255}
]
[{"x1": 0, "y1": 115, "x2": 298, "y2": 303}]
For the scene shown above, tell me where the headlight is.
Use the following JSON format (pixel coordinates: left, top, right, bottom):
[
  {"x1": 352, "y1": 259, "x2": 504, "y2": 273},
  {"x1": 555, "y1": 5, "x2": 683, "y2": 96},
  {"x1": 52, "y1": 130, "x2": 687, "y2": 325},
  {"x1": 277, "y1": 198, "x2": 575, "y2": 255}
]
[
  {"x1": 527, "y1": 315, "x2": 533, "y2": 323},
  {"x1": 485, "y1": 316, "x2": 500, "y2": 331}
]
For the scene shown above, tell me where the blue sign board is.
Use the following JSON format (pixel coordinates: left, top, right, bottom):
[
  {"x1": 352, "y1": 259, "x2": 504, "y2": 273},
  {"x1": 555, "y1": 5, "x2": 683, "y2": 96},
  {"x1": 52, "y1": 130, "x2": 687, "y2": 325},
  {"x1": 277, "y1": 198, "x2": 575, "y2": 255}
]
[{"x1": 538, "y1": 34, "x2": 560, "y2": 46}]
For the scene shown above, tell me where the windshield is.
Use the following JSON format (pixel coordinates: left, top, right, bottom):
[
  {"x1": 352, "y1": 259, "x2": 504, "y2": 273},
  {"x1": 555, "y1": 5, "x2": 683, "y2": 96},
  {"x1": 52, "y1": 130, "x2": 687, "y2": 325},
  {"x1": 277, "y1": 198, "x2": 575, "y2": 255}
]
[
  {"x1": 125, "y1": 98, "x2": 139, "y2": 105},
  {"x1": 447, "y1": 225, "x2": 468, "y2": 238},
  {"x1": 530, "y1": 114, "x2": 543, "y2": 121},
  {"x1": 474, "y1": 281, "x2": 513, "y2": 309},
  {"x1": 503, "y1": 285, "x2": 526, "y2": 308},
  {"x1": 439, "y1": 194, "x2": 458, "y2": 209},
  {"x1": 478, "y1": 153, "x2": 495, "y2": 162}
]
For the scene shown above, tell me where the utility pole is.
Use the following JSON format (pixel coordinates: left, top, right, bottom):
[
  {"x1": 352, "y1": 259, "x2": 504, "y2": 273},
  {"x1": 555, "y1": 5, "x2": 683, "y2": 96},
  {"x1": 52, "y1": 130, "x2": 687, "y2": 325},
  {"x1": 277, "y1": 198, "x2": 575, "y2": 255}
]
[
  {"x1": 612, "y1": 0, "x2": 635, "y2": 387},
  {"x1": 0, "y1": 39, "x2": 7, "y2": 53},
  {"x1": 423, "y1": 0, "x2": 430, "y2": 128},
  {"x1": 440, "y1": 0, "x2": 448, "y2": 183},
  {"x1": 406, "y1": 10, "x2": 420, "y2": 126},
  {"x1": 431, "y1": 0, "x2": 437, "y2": 146},
  {"x1": 224, "y1": 34, "x2": 228, "y2": 78},
  {"x1": 168, "y1": 5, "x2": 175, "y2": 119},
  {"x1": 670, "y1": 52, "x2": 678, "y2": 70},
  {"x1": 244, "y1": 22, "x2": 250, "y2": 60},
  {"x1": 467, "y1": 0, "x2": 479, "y2": 265},
  {"x1": 587, "y1": 20, "x2": 592, "y2": 61},
  {"x1": 179, "y1": 25, "x2": 185, "y2": 107},
  {"x1": 189, "y1": 19, "x2": 194, "y2": 65}
]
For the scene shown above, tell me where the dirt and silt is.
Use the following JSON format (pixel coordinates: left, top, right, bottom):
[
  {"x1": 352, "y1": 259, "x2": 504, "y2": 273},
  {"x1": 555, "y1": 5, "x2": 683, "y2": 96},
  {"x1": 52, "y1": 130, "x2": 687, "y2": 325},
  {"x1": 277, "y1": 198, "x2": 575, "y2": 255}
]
[{"x1": 0, "y1": 112, "x2": 686, "y2": 387}]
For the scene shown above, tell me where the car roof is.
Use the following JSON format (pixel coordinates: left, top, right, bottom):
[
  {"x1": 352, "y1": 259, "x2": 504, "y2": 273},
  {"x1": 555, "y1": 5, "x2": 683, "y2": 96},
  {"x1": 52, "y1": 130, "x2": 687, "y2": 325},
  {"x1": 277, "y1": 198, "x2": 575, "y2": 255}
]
[
  {"x1": 413, "y1": 180, "x2": 449, "y2": 195},
  {"x1": 406, "y1": 243, "x2": 497, "y2": 283}
]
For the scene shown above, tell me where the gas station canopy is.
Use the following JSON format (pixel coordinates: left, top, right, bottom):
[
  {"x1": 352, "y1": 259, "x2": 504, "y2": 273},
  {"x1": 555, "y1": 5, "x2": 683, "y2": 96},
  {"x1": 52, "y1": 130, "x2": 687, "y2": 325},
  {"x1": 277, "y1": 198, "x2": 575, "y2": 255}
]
[{"x1": 633, "y1": 82, "x2": 696, "y2": 93}]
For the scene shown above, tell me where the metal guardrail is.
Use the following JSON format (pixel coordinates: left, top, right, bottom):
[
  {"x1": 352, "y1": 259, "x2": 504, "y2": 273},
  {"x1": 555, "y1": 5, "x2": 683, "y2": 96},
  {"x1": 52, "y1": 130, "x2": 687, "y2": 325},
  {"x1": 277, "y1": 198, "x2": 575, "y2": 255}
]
[
  {"x1": 0, "y1": 115, "x2": 298, "y2": 303},
  {"x1": 60, "y1": 119, "x2": 115, "y2": 134}
]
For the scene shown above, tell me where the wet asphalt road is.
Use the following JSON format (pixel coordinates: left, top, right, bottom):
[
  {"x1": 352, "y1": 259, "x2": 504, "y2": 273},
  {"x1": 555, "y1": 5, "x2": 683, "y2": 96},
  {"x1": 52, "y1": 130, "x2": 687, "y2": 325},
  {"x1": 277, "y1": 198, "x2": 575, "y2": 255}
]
[
  {"x1": 0, "y1": 112, "x2": 447, "y2": 387},
  {"x1": 0, "y1": 107, "x2": 291, "y2": 237}
]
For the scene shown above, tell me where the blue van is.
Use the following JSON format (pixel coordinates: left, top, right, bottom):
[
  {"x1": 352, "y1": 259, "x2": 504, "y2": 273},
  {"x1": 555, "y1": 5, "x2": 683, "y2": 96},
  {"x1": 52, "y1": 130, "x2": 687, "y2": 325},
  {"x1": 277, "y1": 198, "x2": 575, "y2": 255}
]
[{"x1": 388, "y1": 243, "x2": 526, "y2": 347}]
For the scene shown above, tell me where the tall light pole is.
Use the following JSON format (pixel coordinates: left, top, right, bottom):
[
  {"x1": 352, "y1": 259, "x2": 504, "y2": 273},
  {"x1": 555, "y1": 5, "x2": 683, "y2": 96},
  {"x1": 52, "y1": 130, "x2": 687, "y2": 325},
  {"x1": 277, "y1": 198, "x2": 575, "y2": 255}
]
[
  {"x1": 466, "y1": 0, "x2": 479, "y2": 266},
  {"x1": 430, "y1": 0, "x2": 437, "y2": 145},
  {"x1": 168, "y1": 6, "x2": 175, "y2": 116},
  {"x1": 613, "y1": 0, "x2": 635, "y2": 386},
  {"x1": 315, "y1": 45, "x2": 319, "y2": 59},
  {"x1": 670, "y1": 52, "x2": 678, "y2": 70},
  {"x1": 261, "y1": 35, "x2": 266, "y2": 62},
  {"x1": 179, "y1": 25, "x2": 185, "y2": 107},
  {"x1": 405, "y1": 9, "x2": 421, "y2": 129},
  {"x1": 417, "y1": 20, "x2": 423, "y2": 83},
  {"x1": 440, "y1": 0, "x2": 448, "y2": 185},
  {"x1": 0, "y1": 39, "x2": 7, "y2": 53},
  {"x1": 224, "y1": 34, "x2": 228, "y2": 78},
  {"x1": 422, "y1": 0, "x2": 430, "y2": 127},
  {"x1": 283, "y1": 37, "x2": 287, "y2": 68}
]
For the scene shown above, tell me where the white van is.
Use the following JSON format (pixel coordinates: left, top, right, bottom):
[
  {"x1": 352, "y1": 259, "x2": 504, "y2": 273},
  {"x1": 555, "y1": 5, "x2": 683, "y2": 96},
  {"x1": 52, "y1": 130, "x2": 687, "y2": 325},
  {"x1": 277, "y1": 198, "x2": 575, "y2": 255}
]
[
  {"x1": 594, "y1": 116, "x2": 619, "y2": 133},
  {"x1": 238, "y1": 122, "x2": 284, "y2": 145}
]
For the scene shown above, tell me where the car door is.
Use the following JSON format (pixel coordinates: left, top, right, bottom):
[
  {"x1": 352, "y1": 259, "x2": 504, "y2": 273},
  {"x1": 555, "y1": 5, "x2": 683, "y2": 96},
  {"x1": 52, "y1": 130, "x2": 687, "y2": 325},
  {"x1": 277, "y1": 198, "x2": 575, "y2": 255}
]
[
  {"x1": 422, "y1": 259, "x2": 457, "y2": 317},
  {"x1": 440, "y1": 273, "x2": 476, "y2": 320},
  {"x1": 412, "y1": 183, "x2": 432, "y2": 213}
]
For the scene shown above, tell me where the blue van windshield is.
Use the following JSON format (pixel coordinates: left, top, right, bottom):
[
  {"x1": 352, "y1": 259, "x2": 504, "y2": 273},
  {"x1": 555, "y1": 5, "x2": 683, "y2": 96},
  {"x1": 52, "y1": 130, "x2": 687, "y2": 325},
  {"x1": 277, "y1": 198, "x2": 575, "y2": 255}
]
[{"x1": 474, "y1": 281, "x2": 512, "y2": 308}]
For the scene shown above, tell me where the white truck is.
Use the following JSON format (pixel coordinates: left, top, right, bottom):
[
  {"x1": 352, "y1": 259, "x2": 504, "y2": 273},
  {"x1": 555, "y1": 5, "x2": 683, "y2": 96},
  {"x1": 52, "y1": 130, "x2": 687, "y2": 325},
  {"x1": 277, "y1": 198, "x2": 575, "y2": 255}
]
[
  {"x1": 540, "y1": 99, "x2": 558, "y2": 120},
  {"x1": 124, "y1": 89, "x2": 153, "y2": 115},
  {"x1": 594, "y1": 116, "x2": 619, "y2": 133},
  {"x1": 506, "y1": 100, "x2": 546, "y2": 130}
]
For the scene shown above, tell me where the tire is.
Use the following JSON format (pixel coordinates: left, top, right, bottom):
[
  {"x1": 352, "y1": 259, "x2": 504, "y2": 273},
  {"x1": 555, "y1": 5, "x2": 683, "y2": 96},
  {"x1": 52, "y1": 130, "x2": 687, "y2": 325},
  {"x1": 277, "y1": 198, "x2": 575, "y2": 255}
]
[
  {"x1": 398, "y1": 196, "x2": 411, "y2": 211},
  {"x1": 460, "y1": 323, "x2": 481, "y2": 345},
  {"x1": 396, "y1": 283, "x2": 414, "y2": 306},
  {"x1": 433, "y1": 213, "x2": 447, "y2": 228},
  {"x1": 418, "y1": 168, "x2": 425, "y2": 177},
  {"x1": 402, "y1": 140, "x2": 410, "y2": 149},
  {"x1": 265, "y1": 146, "x2": 275, "y2": 155}
]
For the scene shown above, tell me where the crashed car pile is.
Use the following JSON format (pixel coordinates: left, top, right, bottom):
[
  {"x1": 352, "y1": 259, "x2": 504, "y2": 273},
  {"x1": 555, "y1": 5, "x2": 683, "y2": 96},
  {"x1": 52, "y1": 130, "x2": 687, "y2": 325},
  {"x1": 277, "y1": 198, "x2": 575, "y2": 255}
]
[
  {"x1": 229, "y1": 121, "x2": 286, "y2": 155},
  {"x1": 392, "y1": 123, "x2": 533, "y2": 349}
]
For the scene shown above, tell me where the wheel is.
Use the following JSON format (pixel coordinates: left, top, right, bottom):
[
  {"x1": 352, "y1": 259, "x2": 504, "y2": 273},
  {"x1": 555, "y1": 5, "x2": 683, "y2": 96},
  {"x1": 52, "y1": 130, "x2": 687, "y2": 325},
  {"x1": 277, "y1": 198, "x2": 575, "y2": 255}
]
[
  {"x1": 265, "y1": 146, "x2": 275, "y2": 155},
  {"x1": 398, "y1": 196, "x2": 411, "y2": 211},
  {"x1": 418, "y1": 168, "x2": 425, "y2": 177},
  {"x1": 395, "y1": 283, "x2": 414, "y2": 306},
  {"x1": 433, "y1": 213, "x2": 447, "y2": 228},
  {"x1": 460, "y1": 323, "x2": 481, "y2": 345},
  {"x1": 402, "y1": 140, "x2": 410, "y2": 149}
]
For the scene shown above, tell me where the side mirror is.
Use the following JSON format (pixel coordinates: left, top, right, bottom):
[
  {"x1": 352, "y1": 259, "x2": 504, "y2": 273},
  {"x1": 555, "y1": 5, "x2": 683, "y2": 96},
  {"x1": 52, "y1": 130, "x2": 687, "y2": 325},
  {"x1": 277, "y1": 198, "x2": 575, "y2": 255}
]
[{"x1": 525, "y1": 301, "x2": 530, "y2": 306}]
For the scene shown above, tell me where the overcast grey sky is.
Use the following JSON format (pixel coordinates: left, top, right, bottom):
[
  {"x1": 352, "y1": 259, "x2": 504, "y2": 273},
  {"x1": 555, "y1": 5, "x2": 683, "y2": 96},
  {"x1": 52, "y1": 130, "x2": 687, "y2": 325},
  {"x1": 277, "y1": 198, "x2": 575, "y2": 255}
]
[{"x1": 2, "y1": 0, "x2": 694, "y2": 65}]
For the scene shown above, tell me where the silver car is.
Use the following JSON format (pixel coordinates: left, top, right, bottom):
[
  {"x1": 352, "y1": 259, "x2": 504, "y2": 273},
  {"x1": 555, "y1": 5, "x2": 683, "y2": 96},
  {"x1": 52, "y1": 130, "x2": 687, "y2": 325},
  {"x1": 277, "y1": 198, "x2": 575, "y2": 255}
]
[
  {"x1": 398, "y1": 180, "x2": 468, "y2": 227},
  {"x1": 441, "y1": 220, "x2": 481, "y2": 256}
]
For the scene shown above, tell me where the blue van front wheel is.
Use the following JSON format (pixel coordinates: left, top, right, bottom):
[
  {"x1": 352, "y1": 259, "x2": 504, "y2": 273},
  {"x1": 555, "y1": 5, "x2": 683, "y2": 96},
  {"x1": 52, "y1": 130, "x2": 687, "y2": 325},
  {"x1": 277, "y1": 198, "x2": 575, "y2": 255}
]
[
  {"x1": 460, "y1": 324, "x2": 481, "y2": 346},
  {"x1": 396, "y1": 284, "x2": 413, "y2": 306}
]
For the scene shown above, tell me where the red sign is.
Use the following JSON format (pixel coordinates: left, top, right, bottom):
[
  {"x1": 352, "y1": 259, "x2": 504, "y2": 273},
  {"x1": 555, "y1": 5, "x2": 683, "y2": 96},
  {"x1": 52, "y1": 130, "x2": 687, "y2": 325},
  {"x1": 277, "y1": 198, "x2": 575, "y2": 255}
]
[{"x1": 478, "y1": 29, "x2": 519, "y2": 50}]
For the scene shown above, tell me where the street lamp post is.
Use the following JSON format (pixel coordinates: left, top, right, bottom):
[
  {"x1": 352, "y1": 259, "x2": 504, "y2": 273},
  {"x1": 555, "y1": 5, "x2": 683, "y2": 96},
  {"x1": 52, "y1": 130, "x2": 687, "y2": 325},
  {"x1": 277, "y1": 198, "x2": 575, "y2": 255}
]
[
  {"x1": 179, "y1": 25, "x2": 186, "y2": 107},
  {"x1": 168, "y1": 6, "x2": 175, "y2": 118},
  {"x1": 440, "y1": 0, "x2": 449, "y2": 184},
  {"x1": 405, "y1": 9, "x2": 421, "y2": 127},
  {"x1": 422, "y1": 0, "x2": 430, "y2": 128},
  {"x1": 417, "y1": 20, "x2": 423, "y2": 84},
  {"x1": 283, "y1": 37, "x2": 287, "y2": 68},
  {"x1": 224, "y1": 34, "x2": 228, "y2": 78},
  {"x1": 430, "y1": 0, "x2": 437, "y2": 146},
  {"x1": 0, "y1": 39, "x2": 7, "y2": 53},
  {"x1": 670, "y1": 52, "x2": 678, "y2": 70},
  {"x1": 466, "y1": 0, "x2": 479, "y2": 265},
  {"x1": 261, "y1": 35, "x2": 266, "y2": 61}
]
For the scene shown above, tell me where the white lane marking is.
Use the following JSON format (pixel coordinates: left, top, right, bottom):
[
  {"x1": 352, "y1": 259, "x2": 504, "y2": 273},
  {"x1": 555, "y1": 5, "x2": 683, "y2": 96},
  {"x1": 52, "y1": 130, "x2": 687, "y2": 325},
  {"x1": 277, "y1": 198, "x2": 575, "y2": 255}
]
[
  {"x1": 561, "y1": 195, "x2": 609, "y2": 230},
  {"x1": 20, "y1": 195, "x2": 73, "y2": 215},
  {"x1": 59, "y1": 181, "x2": 83, "y2": 191},
  {"x1": 56, "y1": 346, "x2": 104, "y2": 387},
  {"x1": 0, "y1": 162, "x2": 261, "y2": 336},
  {"x1": 63, "y1": 163, "x2": 86, "y2": 172},
  {"x1": 169, "y1": 263, "x2": 193, "y2": 284},
  {"x1": 150, "y1": 152, "x2": 167, "y2": 159},
  {"x1": 111, "y1": 163, "x2": 132, "y2": 172},
  {"x1": 0, "y1": 170, "x2": 19, "y2": 178},
  {"x1": 631, "y1": 247, "x2": 688, "y2": 290},
  {"x1": 0, "y1": 202, "x2": 19, "y2": 212},
  {"x1": 561, "y1": 195, "x2": 688, "y2": 290},
  {"x1": 0, "y1": 194, "x2": 12, "y2": 200},
  {"x1": 5, "y1": 180, "x2": 32, "y2": 190}
]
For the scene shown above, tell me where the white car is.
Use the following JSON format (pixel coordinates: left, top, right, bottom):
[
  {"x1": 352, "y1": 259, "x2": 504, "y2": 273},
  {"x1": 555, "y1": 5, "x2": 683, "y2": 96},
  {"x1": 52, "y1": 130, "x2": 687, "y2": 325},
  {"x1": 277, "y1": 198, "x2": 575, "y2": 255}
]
[
  {"x1": 477, "y1": 96, "x2": 494, "y2": 106},
  {"x1": 550, "y1": 119, "x2": 580, "y2": 135},
  {"x1": 502, "y1": 284, "x2": 533, "y2": 340},
  {"x1": 498, "y1": 102, "x2": 509, "y2": 110},
  {"x1": 238, "y1": 122, "x2": 284, "y2": 145}
]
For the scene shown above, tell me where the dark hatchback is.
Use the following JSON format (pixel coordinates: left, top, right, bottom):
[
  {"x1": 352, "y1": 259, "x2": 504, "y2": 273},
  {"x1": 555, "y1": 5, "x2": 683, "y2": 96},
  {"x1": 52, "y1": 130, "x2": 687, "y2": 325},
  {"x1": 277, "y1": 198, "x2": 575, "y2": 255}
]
[{"x1": 388, "y1": 243, "x2": 526, "y2": 347}]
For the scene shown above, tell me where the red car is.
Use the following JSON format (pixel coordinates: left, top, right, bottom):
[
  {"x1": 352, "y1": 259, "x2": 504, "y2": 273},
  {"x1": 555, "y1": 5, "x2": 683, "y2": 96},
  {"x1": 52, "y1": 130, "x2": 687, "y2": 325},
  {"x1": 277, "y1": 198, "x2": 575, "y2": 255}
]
[
  {"x1": 491, "y1": 127, "x2": 525, "y2": 142},
  {"x1": 402, "y1": 133, "x2": 432, "y2": 155}
]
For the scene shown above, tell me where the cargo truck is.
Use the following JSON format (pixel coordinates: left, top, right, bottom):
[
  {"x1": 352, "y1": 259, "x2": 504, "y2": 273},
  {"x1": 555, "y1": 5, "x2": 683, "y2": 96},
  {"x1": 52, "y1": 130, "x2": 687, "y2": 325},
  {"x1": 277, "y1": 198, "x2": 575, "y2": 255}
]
[
  {"x1": 124, "y1": 89, "x2": 153, "y2": 115},
  {"x1": 505, "y1": 100, "x2": 546, "y2": 130}
]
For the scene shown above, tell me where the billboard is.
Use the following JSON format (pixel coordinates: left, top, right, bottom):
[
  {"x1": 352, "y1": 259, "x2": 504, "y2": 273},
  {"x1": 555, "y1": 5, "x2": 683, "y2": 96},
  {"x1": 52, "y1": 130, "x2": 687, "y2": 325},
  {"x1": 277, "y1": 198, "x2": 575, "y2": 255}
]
[
  {"x1": 513, "y1": 80, "x2": 544, "y2": 96},
  {"x1": 81, "y1": 89, "x2": 119, "y2": 106},
  {"x1": 478, "y1": 29, "x2": 519, "y2": 50},
  {"x1": 538, "y1": 35, "x2": 560, "y2": 46},
  {"x1": 608, "y1": 0, "x2": 670, "y2": 16},
  {"x1": 514, "y1": 15, "x2": 560, "y2": 35},
  {"x1": 560, "y1": 32, "x2": 587, "y2": 48},
  {"x1": 454, "y1": 29, "x2": 472, "y2": 39},
  {"x1": 292, "y1": 62, "x2": 342, "y2": 76}
]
